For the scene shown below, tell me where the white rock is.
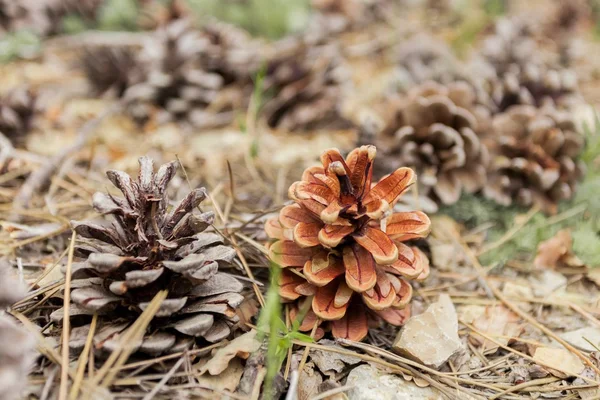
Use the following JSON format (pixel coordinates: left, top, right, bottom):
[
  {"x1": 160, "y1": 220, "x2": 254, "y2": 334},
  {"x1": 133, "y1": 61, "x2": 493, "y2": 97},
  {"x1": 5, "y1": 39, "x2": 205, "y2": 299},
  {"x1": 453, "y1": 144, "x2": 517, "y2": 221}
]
[
  {"x1": 561, "y1": 327, "x2": 600, "y2": 352},
  {"x1": 346, "y1": 365, "x2": 444, "y2": 400},
  {"x1": 393, "y1": 294, "x2": 463, "y2": 369}
]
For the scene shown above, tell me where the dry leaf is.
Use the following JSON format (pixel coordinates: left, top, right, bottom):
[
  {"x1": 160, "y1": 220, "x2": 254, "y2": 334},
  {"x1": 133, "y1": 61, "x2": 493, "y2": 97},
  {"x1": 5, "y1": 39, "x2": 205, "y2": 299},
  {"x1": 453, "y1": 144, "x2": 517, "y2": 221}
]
[
  {"x1": 196, "y1": 357, "x2": 245, "y2": 393},
  {"x1": 298, "y1": 362, "x2": 323, "y2": 400},
  {"x1": 534, "y1": 230, "x2": 585, "y2": 272},
  {"x1": 533, "y1": 347, "x2": 585, "y2": 378},
  {"x1": 534, "y1": 230, "x2": 572, "y2": 269},
  {"x1": 470, "y1": 306, "x2": 523, "y2": 353},
  {"x1": 198, "y1": 330, "x2": 261, "y2": 375},
  {"x1": 560, "y1": 327, "x2": 600, "y2": 352}
]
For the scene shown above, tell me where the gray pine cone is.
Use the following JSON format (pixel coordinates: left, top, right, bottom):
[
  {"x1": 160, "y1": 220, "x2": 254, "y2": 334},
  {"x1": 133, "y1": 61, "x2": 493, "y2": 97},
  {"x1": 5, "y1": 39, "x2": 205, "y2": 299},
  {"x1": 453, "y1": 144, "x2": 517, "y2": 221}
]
[{"x1": 51, "y1": 157, "x2": 244, "y2": 355}]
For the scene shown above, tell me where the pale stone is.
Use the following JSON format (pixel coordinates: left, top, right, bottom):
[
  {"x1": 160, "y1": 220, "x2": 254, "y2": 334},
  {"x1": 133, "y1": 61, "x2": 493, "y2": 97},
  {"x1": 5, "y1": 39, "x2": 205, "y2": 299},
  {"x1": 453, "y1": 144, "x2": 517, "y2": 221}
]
[
  {"x1": 528, "y1": 270, "x2": 567, "y2": 297},
  {"x1": 346, "y1": 365, "x2": 444, "y2": 400},
  {"x1": 533, "y1": 347, "x2": 585, "y2": 378},
  {"x1": 393, "y1": 294, "x2": 462, "y2": 369},
  {"x1": 561, "y1": 327, "x2": 600, "y2": 352}
]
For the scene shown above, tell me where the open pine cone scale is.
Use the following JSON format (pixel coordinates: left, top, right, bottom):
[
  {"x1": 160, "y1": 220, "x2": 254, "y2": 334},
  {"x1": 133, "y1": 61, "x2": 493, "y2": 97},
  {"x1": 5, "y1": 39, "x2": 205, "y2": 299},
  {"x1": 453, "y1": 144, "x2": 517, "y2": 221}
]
[{"x1": 266, "y1": 146, "x2": 431, "y2": 341}]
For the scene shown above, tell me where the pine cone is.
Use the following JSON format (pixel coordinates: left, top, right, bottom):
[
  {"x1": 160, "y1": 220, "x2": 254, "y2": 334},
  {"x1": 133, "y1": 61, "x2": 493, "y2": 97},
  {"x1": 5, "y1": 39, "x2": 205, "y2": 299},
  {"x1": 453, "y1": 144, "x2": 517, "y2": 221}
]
[
  {"x1": 0, "y1": 87, "x2": 36, "y2": 145},
  {"x1": 82, "y1": 47, "x2": 138, "y2": 97},
  {"x1": 306, "y1": 0, "x2": 391, "y2": 41},
  {"x1": 484, "y1": 105, "x2": 586, "y2": 214},
  {"x1": 0, "y1": 261, "x2": 35, "y2": 400},
  {"x1": 376, "y1": 81, "x2": 490, "y2": 205},
  {"x1": 125, "y1": 20, "x2": 261, "y2": 128},
  {"x1": 393, "y1": 35, "x2": 463, "y2": 89},
  {"x1": 480, "y1": 17, "x2": 541, "y2": 77},
  {"x1": 491, "y1": 63, "x2": 582, "y2": 112},
  {"x1": 0, "y1": 0, "x2": 102, "y2": 36},
  {"x1": 262, "y1": 39, "x2": 353, "y2": 132},
  {"x1": 52, "y1": 157, "x2": 244, "y2": 355},
  {"x1": 265, "y1": 146, "x2": 431, "y2": 341}
]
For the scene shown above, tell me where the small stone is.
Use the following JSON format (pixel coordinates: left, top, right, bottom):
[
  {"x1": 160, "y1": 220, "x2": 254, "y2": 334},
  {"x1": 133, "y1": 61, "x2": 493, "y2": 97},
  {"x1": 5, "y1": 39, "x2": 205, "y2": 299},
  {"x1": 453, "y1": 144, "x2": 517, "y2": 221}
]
[
  {"x1": 346, "y1": 364, "x2": 444, "y2": 400},
  {"x1": 393, "y1": 294, "x2": 462, "y2": 369},
  {"x1": 560, "y1": 327, "x2": 600, "y2": 352},
  {"x1": 533, "y1": 347, "x2": 585, "y2": 378}
]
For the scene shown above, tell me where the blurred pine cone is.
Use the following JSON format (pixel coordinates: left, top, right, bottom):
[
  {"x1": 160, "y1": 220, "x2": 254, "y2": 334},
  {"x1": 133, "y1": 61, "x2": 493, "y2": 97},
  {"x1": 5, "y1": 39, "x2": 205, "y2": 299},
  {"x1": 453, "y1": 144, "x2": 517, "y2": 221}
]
[
  {"x1": 0, "y1": 0, "x2": 102, "y2": 36},
  {"x1": 262, "y1": 39, "x2": 353, "y2": 132},
  {"x1": 375, "y1": 81, "x2": 490, "y2": 205},
  {"x1": 0, "y1": 261, "x2": 35, "y2": 400},
  {"x1": 52, "y1": 157, "x2": 244, "y2": 355},
  {"x1": 393, "y1": 34, "x2": 463, "y2": 89},
  {"x1": 306, "y1": 0, "x2": 391, "y2": 41},
  {"x1": 0, "y1": 87, "x2": 36, "y2": 146},
  {"x1": 479, "y1": 17, "x2": 583, "y2": 112},
  {"x1": 265, "y1": 146, "x2": 431, "y2": 341},
  {"x1": 125, "y1": 20, "x2": 262, "y2": 128},
  {"x1": 484, "y1": 105, "x2": 586, "y2": 214},
  {"x1": 491, "y1": 63, "x2": 582, "y2": 112},
  {"x1": 543, "y1": 0, "x2": 592, "y2": 39},
  {"x1": 82, "y1": 47, "x2": 138, "y2": 97},
  {"x1": 480, "y1": 17, "x2": 541, "y2": 76}
]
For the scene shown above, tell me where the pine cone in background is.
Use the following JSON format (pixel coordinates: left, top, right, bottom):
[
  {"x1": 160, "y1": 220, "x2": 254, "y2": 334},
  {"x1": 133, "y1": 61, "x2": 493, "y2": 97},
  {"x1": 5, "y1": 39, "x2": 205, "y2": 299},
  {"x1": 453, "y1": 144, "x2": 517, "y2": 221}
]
[
  {"x1": 262, "y1": 38, "x2": 353, "y2": 132},
  {"x1": 52, "y1": 157, "x2": 244, "y2": 355},
  {"x1": 490, "y1": 62, "x2": 582, "y2": 112},
  {"x1": 0, "y1": 261, "x2": 36, "y2": 400},
  {"x1": 0, "y1": 0, "x2": 103, "y2": 36},
  {"x1": 306, "y1": 0, "x2": 392, "y2": 42},
  {"x1": 480, "y1": 17, "x2": 542, "y2": 77},
  {"x1": 125, "y1": 20, "x2": 262, "y2": 128},
  {"x1": 265, "y1": 146, "x2": 431, "y2": 340},
  {"x1": 393, "y1": 34, "x2": 462, "y2": 90},
  {"x1": 479, "y1": 17, "x2": 583, "y2": 112},
  {"x1": 375, "y1": 81, "x2": 490, "y2": 206},
  {"x1": 0, "y1": 87, "x2": 37, "y2": 146},
  {"x1": 543, "y1": 0, "x2": 592, "y2": 40},
  {"x1": 82, "y1": 47, "x2": 138, "y2": 97},
  {"x1": 484, "y1": 105, "x2": 586, "y2": 214}
]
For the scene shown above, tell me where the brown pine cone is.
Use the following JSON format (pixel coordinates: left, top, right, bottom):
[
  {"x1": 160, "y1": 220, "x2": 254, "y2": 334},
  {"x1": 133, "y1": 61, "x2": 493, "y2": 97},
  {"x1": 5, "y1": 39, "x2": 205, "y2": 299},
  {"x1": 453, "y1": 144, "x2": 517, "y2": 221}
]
[
  {"x1": 479, "y1": 17, "x2": 583, "y2": 112},
  {"x1": 491, "y1": 63, "x2": 582, "y2": 112},
  {"x1": 82, "y1": 47, "x2": 138, "y2": 97},
  {"x1": 375, "y1": 81, "x2": 490, "y2": 205},
  {"x1": 480, "y1": 17, "x2": 541, "y2": 77},
  {"x1": 0, "y1": 0, "x2": 102, "y2": 36},
  {"x1": 125, "y1": 20, "x2": 262, "y2": 128},
  {"x1": 484, "y1": 105, "x2": 586, "y2": 214},
  {"x1": 265, "y1": 146, "x2": 431, "y2": 341},
  {"x1": 0, "y1": 87, "x2": 36, "y2": 145},
  {"x1": 51, "y1": 157, "x2": 244, "y2": 355},
  {"x1": 262, "y1": 38, "x2": 353, "y2": 132},
  {"x1": 393, "y1": 34, "x2": 463, "y2": 89}
]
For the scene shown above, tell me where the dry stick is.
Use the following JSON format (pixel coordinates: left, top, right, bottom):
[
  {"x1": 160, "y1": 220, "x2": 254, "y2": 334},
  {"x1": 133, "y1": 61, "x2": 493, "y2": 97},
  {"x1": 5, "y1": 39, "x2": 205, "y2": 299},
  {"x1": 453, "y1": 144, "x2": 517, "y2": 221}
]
[
  {"x1": 462, "y1": 241, "x2": 600, "y2": 378},
  {"x1": 297, "y1": 319, "x2": 321, "y2": 381},
  {"x1": 488, "y1": 377, "x2": 559, "y2": 400},
  {"x1": 337, "y1": 339, "x2": 505, "y2": 393},
  {"x1": 99, "y1": 291, "x2": 168, "y2": 389},
  {"x1": 85, "y1": 290, "x2": 167, "y2": 397},
  {"x1": 13, "y1": 101, "x2": 122, "y2": 211},
  {"x1": 570, "y1": 304, "x2": 600, "y2": 329},
  {"x1": 70, "y1": 313, "x2": 98, "y2": 400},
  {"x1": 230, "y1": 234, "x2": 265, "y2": 307},
  {"x1": 477, "y1": 205, "x2": 539, "y2": 256},
  {"x1": 309, "y1": 384, "x2": 355, "y2": 400},
  {"x1": 28, "y1": 247, "x2": 69, "y2": 289},
  {"x1": 141, "y1": 357, "x2": 185, "y2": 400},
  {"x1": 461, "y1": 321, "x2": 600, "y2": 391},
  {"x1": 59, "y1": 231, "x2": 77, "y2": 400}
]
